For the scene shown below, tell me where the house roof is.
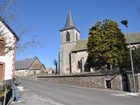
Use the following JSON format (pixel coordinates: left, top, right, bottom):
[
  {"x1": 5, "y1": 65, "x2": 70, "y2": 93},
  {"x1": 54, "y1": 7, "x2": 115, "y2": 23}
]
[
  {"x1": 0, "y1": 17, "x2": 19, "y2": 41},
  {"x1": 71, "y1": 32, "x2": 140, "y2": 53},
  {"x1": 15, "y1": 56, "x2": 43, "y2": 70},
  {"x1": 60, "y1": 11, "x2": 79, "y2": 32}
]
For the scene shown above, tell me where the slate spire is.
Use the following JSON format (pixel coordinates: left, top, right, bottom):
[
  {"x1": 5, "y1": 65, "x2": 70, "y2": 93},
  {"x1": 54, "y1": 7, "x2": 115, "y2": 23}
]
[
  {"x1": 65, "y1": 10, "x2": 75, "y2": 28},
  {"x1": 60, "y1": 10, "x2": 79, "y2": 32}
]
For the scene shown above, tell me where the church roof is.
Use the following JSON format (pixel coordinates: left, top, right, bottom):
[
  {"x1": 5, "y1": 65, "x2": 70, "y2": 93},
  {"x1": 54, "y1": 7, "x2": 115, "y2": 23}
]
[
  {"x1": 65, "y1": 11, "x2": 75, "y2": 28},
  {"x1": 60, "y1": 11, "x2": 79, "y2": 32},
  {"x1": 127, "y1": 32, "x2": 140, "y2": 43},
  {"x1": 72, "y1": 39, "x2": 88, "y2": 52},
  {"x1": 71, "y1": 32, "x2": 140, "y2": 53}
]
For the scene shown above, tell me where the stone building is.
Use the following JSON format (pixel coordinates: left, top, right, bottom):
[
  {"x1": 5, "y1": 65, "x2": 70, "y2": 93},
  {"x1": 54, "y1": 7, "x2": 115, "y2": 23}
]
[
  {"x1": 15, "y1": 56, "x2": 46, "y2": 77},
  {"x1": 59, "y1": 11, "x2": 140, "y2": 74},
  {"x1": 59, "y1": 11, "x2": 86, "y2": 74}
]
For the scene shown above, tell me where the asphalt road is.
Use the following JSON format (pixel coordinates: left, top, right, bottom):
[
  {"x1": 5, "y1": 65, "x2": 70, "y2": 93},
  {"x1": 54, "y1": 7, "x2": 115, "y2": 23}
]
[{"x1": 18, "y1": 78, "x2": 140, "y2": 105}]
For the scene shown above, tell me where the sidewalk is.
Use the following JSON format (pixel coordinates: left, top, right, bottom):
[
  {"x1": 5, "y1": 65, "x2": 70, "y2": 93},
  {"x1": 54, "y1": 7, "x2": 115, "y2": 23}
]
[{"x1": 10, "y1": 86, "x2": 64, "y2": 105}]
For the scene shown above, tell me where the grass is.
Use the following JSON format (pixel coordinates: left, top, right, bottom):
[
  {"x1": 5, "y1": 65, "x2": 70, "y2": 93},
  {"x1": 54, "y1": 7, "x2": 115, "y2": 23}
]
[
  {"x1": 0, "y1": 89, "x2": 10, "y2": 99},
  {"x1": 0, "y1": 91, "x2": 4, "y2": 98}
]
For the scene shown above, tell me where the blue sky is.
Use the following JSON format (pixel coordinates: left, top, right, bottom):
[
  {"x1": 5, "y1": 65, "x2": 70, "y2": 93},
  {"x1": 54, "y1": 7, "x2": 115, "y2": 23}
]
[{"x1": 13, "y1": 0, "x2": 140, "y2": 68}]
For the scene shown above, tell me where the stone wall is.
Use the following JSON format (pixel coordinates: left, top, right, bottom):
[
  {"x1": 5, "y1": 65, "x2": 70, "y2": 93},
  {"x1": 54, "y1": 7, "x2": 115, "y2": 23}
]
[
  {"x1": 38, "y1": 73, "x2": 123, "y2": 91},
  {"x1": 111, "y1": 75, "x2": 123, "y2": 91},
  {"x1": 138, "y1": 73, "x2": 140, "y2": 92},
  {"x1": 125, "y1": 72, "x2": 140, "y2": 92}
]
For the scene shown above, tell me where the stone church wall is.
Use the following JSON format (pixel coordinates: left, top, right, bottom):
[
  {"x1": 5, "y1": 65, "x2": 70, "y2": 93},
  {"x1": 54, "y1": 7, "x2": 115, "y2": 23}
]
[
  {"x1": 71, "y1": 51, "x2": 88, "y2": 73},
  {"x1": 38, "y1": 73, "x2": 123, "y2": 91}
]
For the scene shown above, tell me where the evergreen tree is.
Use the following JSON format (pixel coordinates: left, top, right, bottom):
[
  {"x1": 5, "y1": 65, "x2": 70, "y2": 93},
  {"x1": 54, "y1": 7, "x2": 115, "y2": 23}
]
[
  {"x1": 87, "y1": 19, "x2": 130, "y2": 71},
  {"x1": 133, "y1": 45, "x2": 140, "y2": 65}
]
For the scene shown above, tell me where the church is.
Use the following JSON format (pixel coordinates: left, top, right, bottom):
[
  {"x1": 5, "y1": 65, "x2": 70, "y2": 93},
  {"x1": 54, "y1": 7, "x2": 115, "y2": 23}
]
[
  {"x1": 59, "y1": 11, "x2": 140, "y2": 74},
  {"x1": 59, "y1": 11, "x2": 90, "y2": 74}
]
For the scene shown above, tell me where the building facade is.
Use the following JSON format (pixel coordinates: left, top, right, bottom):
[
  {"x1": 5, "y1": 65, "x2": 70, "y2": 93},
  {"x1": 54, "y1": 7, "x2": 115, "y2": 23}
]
[
  {"x1": 15, "y1": 57, "x2": 46, "y2": 77},
  {"x1": 59, "y1": 11, "x2": 140, "y2": 74},
  {"x1": 0, "y1": 17, "x2": 19, "y2": 89},
  {"x1": 59, "y1": 11, "x2": 87, "y2": 74}
]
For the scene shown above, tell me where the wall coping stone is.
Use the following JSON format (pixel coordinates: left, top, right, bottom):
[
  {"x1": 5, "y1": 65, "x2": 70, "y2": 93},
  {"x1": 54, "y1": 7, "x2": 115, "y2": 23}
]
[{"x1": 37, "y1": 72, "x2": 120, "y2": 78}]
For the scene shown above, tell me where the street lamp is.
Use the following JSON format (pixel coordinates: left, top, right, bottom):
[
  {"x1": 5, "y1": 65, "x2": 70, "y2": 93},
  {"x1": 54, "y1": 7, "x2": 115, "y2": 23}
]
[{"x1": 121, "y1": 20, "x2": 136, "y2": 93}]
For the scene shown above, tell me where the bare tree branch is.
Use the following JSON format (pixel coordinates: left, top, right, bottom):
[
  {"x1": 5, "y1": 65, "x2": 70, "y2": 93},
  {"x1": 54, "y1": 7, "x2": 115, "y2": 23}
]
[{"x1": 0, "y1": 0, "x2": 39, "y2": 55}]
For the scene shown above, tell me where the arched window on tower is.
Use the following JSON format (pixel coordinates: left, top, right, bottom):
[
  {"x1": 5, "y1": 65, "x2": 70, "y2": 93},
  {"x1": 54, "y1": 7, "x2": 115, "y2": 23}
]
[
  {"x1": 76, "y1": 33, "x2": 78, "y2": 41},
  {"x1": 66, "y1": 31, "x2": 70, "y2": 42}
]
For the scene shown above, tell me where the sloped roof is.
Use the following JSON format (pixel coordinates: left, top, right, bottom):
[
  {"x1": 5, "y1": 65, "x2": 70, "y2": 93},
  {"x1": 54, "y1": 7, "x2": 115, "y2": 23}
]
[
  {"x1": 16, "y1": 57, "x2": 37, "y2": 70},
  {"x1": 127, "y1": 32, "x2": 140, "y2": 43},
  {"x1": 0, "y1": 17, "x2": 19, "y2": 41},
  {"x1": 60, "y1": 11, "x2": 79, "y2": 32},
  {"x1": 72, "y1": 39, "x2": 88, "y2": 52},
  {"x1": 65, "y1": 11, "x2": 75, "y2": 28},
  {"x1": 71, "y1": 32, "x2": 140, "y2": 53}
]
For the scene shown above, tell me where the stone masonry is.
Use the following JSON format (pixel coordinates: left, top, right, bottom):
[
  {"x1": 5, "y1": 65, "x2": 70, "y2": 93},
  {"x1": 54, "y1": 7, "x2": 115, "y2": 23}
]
[{"x1": 38, "y1": 73, "x2": 123, "y2": 91}]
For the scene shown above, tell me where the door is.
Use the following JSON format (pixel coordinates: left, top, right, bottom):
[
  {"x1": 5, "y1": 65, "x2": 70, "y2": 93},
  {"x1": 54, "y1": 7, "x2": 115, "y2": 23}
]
[
  {"x1": 106, "y1": 80, "x2": 111, "y2": 88},
  {"x1": 0, "y1": 63, "x2": 4, "y2": 80},
  {"x1": 122, "y1": 73, "x2": 129, "y2": 91}
]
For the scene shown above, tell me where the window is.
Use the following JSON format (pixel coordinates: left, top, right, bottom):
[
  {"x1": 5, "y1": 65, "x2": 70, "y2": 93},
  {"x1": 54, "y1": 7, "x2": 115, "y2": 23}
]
[
  {"x1": 77, "y1": 58, "x2": 83, "y2": 70},
  {"x1": 76, "y1": 33, "x2": 78, "y2": 41},
  {"x1": 77, "y1": 61, "x2": 81, "y2": 69},
  {"x1": 66, "y1": 31, "x2": 70, "y2": 42},
  {"x1": 0, "y1": 38, "x2": 5, "y2": 56}
]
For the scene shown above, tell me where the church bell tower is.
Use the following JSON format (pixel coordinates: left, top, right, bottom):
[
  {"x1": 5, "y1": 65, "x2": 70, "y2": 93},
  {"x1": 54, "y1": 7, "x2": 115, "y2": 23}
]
[{"x1": 59, "y1": 11, "x2": 80, "y2": 74}]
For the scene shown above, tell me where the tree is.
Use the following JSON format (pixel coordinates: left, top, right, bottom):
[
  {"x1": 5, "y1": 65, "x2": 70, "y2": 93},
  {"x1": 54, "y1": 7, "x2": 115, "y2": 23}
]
[
  {"x1": 0, "y1": 0, "x2": 37, "y2": 54},
  {"x1": 53, "y1": 59, "x2": 58, "y2": 74},
  {"x1": 87, "y1": 19, "x2": 130, "y2": 71},
  {"x1": 133, "y1": 45, "x2": 140, "y2": 65},
  {"x1": 131, "y1": 45, "x2": 140, "y2": 73},
  {"x1": 0, "y1": 0, "x2": 17, "y2": 21},
  {"x1": 0, "y1": 0, "x2": 17, "y2": 52}
]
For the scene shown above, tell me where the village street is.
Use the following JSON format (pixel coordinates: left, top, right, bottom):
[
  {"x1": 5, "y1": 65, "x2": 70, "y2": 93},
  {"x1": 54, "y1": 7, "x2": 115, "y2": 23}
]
[{"x1": 13, "y1": 77, "x2": 140, "y2": 105}]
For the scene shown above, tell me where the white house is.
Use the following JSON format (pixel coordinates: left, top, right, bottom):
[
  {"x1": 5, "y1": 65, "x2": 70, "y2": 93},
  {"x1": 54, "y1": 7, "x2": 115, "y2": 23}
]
[{"x1": 0, "y1": 17, "x2": 19, "y2": 89}]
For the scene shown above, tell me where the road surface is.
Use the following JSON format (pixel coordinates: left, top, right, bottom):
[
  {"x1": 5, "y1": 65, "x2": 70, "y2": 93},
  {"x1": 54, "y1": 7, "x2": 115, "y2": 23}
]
[{"x1": 18, "y1": 78, "x2": 140, "y2": 105}]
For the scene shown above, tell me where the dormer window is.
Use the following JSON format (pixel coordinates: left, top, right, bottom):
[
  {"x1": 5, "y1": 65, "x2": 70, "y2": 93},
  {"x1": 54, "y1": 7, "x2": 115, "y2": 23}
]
[
  {"x1": 66, "y1": 31, "x2": 70, "y2": 42},
  {"x1": 0, "y1": 38, "x2": 5, "y2": 56}
]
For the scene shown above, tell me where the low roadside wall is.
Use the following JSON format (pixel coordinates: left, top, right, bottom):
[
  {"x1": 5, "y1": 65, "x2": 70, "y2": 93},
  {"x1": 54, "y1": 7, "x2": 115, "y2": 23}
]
[
  {"x1": 38, "y1": 73, "x2": 123, "y2": 91},
  {"x1": 138, "y1": 73, "x2": 140, "y2": 92}
]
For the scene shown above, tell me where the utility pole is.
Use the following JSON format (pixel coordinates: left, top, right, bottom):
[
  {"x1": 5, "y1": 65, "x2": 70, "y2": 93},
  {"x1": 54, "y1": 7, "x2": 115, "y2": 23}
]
[{"x1": 121, "y1": 20, "x2": 136, "y2": 93}]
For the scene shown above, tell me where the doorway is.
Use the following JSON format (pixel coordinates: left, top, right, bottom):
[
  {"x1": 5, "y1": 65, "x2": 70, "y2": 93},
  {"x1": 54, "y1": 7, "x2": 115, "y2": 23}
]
[
  {"x1": 106, "y1": 80, "x2": 111, "y2": 88},
  {"x1": 0, "y1": 63, "x2": 4, "y2": 80},
  {"x1": 122, "y1": 73, "x2": 129, "y2": 92}
]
